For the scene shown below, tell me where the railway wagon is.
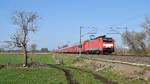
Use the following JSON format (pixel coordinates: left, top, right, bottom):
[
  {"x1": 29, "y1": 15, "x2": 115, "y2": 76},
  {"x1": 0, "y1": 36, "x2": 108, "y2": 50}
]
[
  {"x1": 59, "y1": 45, "x2": 80, "y2": 53},
  {"x1": 57, "y1": 35, "x2": 115, "y2": 54}
]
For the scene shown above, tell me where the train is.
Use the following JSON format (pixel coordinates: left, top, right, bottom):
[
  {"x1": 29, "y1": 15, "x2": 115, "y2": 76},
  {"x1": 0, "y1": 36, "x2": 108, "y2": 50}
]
[{"x1": 56, "y1": 35, "x2": 115, "y2": 54}]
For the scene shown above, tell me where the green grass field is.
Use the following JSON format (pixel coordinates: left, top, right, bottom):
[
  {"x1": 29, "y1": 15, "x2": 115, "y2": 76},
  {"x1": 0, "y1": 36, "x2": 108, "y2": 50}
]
[
  {"x1": 0, "y1": 53, "x2": 148, "y2": 84},
  {"x1": 0, "y1": 54, "x2": 54, "y2": 64},
  {"x1": 0, "y1": 67, "x2": 67, "y2": 84}
]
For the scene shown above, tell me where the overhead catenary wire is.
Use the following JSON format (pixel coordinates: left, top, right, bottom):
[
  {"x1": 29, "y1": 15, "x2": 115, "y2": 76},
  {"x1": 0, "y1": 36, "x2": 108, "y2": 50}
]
[{"x1": 107, "y1": 11, "x2": 150, "y2": 35}]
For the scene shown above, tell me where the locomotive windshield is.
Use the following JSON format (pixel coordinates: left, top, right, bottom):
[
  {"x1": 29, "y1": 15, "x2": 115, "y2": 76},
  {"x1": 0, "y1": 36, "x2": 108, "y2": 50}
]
[{"x1": 103, "y1": 38, "x2": 113, "y2": 42}]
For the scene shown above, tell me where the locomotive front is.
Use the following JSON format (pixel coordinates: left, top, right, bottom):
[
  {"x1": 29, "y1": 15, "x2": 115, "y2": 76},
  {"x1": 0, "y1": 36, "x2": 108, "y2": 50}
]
[{"x1": 102, "y1": 38, "x2": 115, "y2": 54}]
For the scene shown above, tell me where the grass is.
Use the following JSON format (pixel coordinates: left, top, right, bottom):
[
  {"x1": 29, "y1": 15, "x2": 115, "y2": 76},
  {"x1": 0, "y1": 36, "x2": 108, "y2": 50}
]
[
  {"x1": 0, "y1": 53, "x2": 149, "y2": 84},
  {"x1": 97, "y1": 68, "x2": 148, "y2": 84},
  {"x1": 0, "y1": 54, "x2": 24, "y2": 64},
  {"x1": 0, "y1": 54, "x2": 55, "y2": 64},
  {"x1": 0, "y1": 67, "x2": 67, "y2": 84},
  {"x1": 71, "y1": 68, "x2": 103, "y2": 84},
  {"x1": 29, "y1": 54, "x2": 55, "y2": 64},
  {"x1": 49, "y1": 65, "x2": 103, "y2": 84}
]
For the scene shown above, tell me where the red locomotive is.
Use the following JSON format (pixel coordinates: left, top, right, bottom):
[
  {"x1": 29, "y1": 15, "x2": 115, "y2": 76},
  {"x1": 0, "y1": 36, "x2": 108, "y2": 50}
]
[{"x1": 57, "y1": 35, "x2": 115, "y2": 54}]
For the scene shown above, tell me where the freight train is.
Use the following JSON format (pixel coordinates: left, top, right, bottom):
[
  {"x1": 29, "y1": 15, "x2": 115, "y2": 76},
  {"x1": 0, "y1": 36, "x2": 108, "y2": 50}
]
[{"x1": 56, "y1": 35, "x2": 115, "y2": 54}]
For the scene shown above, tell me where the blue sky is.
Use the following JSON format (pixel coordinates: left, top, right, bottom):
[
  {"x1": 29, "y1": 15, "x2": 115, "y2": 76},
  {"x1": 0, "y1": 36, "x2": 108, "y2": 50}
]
[{"x1": 0, "y1": 0, "x2": 150, "y2": 50}]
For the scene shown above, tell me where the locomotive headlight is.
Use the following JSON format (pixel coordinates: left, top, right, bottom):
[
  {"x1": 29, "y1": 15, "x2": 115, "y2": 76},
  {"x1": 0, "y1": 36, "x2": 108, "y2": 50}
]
[{"x1": 103, "y1": 44, "x2": 113, "y2": 47}]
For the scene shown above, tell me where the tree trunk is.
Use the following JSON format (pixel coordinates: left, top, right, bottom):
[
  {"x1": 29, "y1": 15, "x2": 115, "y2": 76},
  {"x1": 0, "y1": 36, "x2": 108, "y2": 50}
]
[{"x1": 23, "y1": 46, "x2": 28, "y2": 67}]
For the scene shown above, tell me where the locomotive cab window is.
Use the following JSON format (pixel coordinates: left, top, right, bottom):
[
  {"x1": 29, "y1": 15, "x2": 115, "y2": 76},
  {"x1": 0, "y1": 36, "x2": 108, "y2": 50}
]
[{"x1": 103, "y1": 38, "x2": 113, "y2": 42}]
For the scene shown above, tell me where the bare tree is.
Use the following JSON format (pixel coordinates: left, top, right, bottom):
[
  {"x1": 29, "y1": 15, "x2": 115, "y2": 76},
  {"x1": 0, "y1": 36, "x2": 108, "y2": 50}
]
[
  {"x1": 122, "y1": 31, "x2": 146, "y2": 54},
  {"x1": 141, "y1": 16, "x2": 150, "y2": 47},
  {"x1": 40, "y1": 48, "x2": 49, "y2": 53},
  {"x1": 142, "y1": 16, "x2": 150, "y2": 35},
  {"x1": 0, "y1": 48, "x2": 4, "y2": 53},
  {"x1": 30, "y1": 43, "x2": 37, "y2": 54},
  {"x1": 7, "y1": 11, "x2": 39, "y2": 66}
]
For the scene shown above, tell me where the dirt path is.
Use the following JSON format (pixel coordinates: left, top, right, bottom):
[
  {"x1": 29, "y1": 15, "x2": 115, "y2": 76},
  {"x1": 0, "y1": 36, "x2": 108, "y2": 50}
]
[
  {"x1": 48, "y1": 64, "x2": 78, "y2": 84},
  {"x1": 1, "y1": 63, "x2": 117, "y2": 84},
  {"x1": 93, "y1": 73, "x2": 117, "y2": 84},
  {"x1": 65, "y1": 66, "x2": 117, "y2": 84},
  {"x1": 0, "y1": 64, "x2": 5, "y2": 69}
]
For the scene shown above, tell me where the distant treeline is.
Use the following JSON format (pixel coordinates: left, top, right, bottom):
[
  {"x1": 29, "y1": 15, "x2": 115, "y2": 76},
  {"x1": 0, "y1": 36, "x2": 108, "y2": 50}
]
[{"x1": 0, "y1": 48, "x2": 50, "y2": 53}]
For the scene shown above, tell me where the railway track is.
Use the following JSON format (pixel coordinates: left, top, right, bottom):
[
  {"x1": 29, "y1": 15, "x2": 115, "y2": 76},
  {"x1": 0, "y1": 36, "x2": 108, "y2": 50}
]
[
  {"x1": 77, "y1": 54, "x2": 150, "y2": 65},
  {"x1": 70, "y1": 54, "x2": 150, "y2": 68}
]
